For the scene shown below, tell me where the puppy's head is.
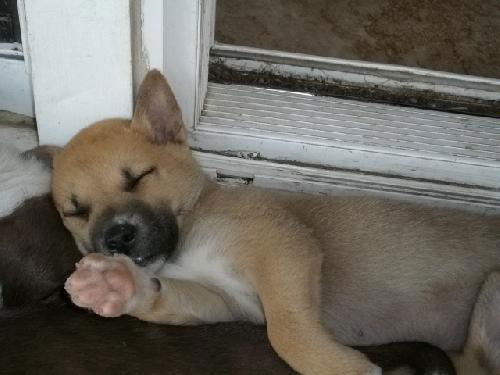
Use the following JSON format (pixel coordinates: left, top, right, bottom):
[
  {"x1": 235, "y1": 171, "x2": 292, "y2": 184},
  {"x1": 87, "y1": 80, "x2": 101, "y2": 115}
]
[{"x1": 52, "y1": 70, "x2": 206, "y2": 267}]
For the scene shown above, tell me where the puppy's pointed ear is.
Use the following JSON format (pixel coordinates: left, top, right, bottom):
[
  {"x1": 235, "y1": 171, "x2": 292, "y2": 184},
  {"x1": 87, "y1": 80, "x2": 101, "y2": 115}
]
[{"x1": 131, "y1": 70, "x2": 186, "y2": 144}]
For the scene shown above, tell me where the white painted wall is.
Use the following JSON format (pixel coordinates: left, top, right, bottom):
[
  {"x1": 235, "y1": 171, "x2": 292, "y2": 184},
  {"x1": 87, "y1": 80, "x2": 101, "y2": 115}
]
[
  {"x1": 0, "y1": 57, "x2": 33, "y2": 116},
  {"x1": 0, "y1": 4, "x2": 33, "y2": 117},
  {"x1": 24, "y1": 0, "x2": 133, "y2": 146}
]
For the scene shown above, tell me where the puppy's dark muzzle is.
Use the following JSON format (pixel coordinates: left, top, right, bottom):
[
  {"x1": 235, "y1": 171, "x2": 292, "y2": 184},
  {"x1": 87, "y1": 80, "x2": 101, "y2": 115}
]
[
  {"x1": 91, "y1": 201, "x2": 178, "y2": 266},
  {"x1": 104, "y1": 223, "x2": 136, "y2": 255}
]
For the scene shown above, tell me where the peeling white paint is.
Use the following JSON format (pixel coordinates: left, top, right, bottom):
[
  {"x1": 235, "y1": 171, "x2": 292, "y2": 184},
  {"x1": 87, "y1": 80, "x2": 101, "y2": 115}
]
[{"x1": 212, "y1": 43, "x2": 500, "y2": 102}]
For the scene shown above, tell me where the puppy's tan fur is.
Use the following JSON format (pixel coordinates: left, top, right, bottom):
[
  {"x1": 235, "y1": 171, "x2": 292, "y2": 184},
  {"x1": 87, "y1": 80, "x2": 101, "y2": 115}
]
[{"x1": 53, "y1": 71, "x2": 500, "y2": 375}]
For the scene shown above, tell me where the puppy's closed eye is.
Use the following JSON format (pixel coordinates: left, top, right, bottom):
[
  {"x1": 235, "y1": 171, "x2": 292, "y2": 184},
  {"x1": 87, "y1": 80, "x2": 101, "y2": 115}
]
[
  {"x1": 122, "y1": 166, "x2": 156, "y2": 192},
  {"x1": 63, "y1": 196, "x2": 90, "y2": 220},
  {"x1": 63, "y1": 207, "x2": 89, "y2": 219}
]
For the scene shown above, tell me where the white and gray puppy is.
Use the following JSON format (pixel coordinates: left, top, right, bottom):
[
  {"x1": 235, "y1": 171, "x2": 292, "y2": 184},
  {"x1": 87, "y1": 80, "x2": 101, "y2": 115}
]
[
  {"x1": 0, "y1": 143, "x2": 80, "y2": 307},
  {"x1": 0, "y1": 143, "x2": 51, "y2": 218}
]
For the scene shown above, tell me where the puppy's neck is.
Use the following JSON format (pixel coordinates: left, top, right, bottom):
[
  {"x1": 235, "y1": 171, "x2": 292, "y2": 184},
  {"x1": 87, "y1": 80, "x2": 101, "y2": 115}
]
[{"x1": 176, "y1": 173, "x2": 216, "y2": 227}]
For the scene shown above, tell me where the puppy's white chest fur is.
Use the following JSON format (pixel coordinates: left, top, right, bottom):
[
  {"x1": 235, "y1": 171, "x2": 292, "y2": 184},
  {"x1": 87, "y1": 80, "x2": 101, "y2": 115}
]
[{"x1": 158, "y1": 235, "x2": 264, "y2": 323}]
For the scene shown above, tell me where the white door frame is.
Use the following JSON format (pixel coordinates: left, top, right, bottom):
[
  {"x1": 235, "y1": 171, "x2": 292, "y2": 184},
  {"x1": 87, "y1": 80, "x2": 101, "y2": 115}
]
[
  {"x1": 22, "y1": 0, "x2": 134, "y2": 146},
  {"x1": 20, "y1": 0, "x2": 500, "y2": 213},
  {"x1": 24, "y1": 0, "x2": 214, "y2": 146},
  {"x1": 135, "y1": 0, "x2": 215, "y2": 131}
]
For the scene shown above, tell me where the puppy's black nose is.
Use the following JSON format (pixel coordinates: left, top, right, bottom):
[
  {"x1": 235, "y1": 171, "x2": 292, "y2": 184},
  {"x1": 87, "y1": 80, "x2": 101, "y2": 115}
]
[{"x1": 104, "y1": 224, "x2": 136, "y2": 254}]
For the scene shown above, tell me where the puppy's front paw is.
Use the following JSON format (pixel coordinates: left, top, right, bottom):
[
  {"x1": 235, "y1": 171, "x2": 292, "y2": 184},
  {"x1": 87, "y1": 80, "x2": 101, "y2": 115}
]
[{"x1": 64, "y1": 253, "x2": 138, "y2": 317}]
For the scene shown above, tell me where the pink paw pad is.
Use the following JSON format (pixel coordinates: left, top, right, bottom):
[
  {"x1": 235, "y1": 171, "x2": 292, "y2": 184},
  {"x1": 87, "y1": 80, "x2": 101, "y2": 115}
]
[{"x1": 65, "y1": 253, "x2": 136, "y2": 317}]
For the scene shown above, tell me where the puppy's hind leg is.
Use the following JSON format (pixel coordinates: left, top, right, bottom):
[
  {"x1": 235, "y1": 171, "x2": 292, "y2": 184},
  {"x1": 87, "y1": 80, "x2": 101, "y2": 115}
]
[{"x1": 455, "y1": 271, "x2": 500, "y2": 375}]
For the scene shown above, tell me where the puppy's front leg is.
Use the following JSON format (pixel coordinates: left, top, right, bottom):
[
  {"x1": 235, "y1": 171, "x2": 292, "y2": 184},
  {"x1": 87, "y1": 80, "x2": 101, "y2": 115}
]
[
  {"x1": 65, "y1": 254, "x2": 236, "y2": 324},
  {"x1": 249, "y1": 247, "x2": 381, "y2": 375}
]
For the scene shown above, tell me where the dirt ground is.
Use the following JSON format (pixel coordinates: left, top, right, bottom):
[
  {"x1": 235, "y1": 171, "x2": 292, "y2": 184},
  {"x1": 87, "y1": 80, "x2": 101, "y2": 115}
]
[{"x1": 216, "y1": 0, "x2": 500, "y2": 79}]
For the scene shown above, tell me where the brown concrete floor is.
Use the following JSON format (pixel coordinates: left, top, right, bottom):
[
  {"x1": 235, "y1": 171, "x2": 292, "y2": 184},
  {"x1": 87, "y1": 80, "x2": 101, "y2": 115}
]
[{"x1": 216, "y1": 0, "x2": 500, "y2": 79}]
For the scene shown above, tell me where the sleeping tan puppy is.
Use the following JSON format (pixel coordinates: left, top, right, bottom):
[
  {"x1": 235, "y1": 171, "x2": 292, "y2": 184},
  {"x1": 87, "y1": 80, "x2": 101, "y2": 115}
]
[
  {"x1": 53, "y1": 70, "x2": 499, "y2": 375},
  {"x1": 0, "y1": 146, "x2": 449, "y2": 375}
]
